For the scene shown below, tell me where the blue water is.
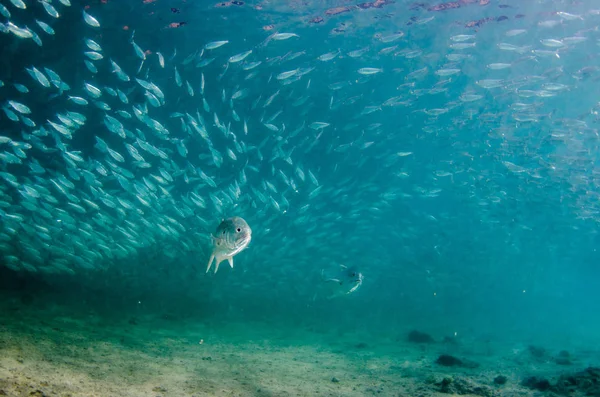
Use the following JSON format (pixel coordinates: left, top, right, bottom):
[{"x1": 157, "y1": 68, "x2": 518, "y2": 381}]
[{"x1": 1, "y1": 0, "x2": 600, "y2": 395}]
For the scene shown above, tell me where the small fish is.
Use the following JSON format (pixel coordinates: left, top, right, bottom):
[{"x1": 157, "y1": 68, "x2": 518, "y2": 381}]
[
  {"x1": 205, "y1": 40, "x2": 228, "y2": 50},
  {"x1": 532, "y1": 49, "x2": 559, "y2": 58},
  {"x1": 20, "y1": 115, "x2": 35, "y2": 127},
  {"x1": 276, "y1": 69, "x2": 299, "y2": 80},
  {"x1": 229, "y1": 50, "x2": 252, "y2": 63},
  {"x1": 379, "y1": 46, "x2": 397, "y2": 55},
  {"x1": 30, "y1": 30, "x2": 42, "y2": 46},
  {"x1": 206, "y1": 217, "x2": 252, "y2": 274},
  {"x1": 84, "y1": 82, "x2": 102, "y2": 98},
  {"x1": 242, "y1": 61, "x2": 261, "y2": 71},
  {"x1": 68, "y1": 96, "x2": 88, "y2": 106},
  {"x1": 83, "y1": 11, "x2": 100, "y2": 27},
  {"x1": 424, "y1": 108, "x2": 448, "y2": 116},
  {"x1": 450, "y1": 34, "x2": 475, "y2": 42},
  {"x1": 543, "y1": 83, "x2": 569, "y2": 91},
  {"x1": 318, "y1": 50, "x2": 339, "y2": 62},
  {"x1": 348, "y1": 47, "x2": 369, "y2": 58},
  {"x1": 27, "y1": 66, "x2": 50, "y2": 88},
  {"x1": 85, "y1": 39, "x2": 101, "y2": 51},
  {"x1": 540, "y1": 39, "x2": 564, "y2": 48},
  {"x1": 84, "y1": 60, "x2": 98, "y2": 73},
  {"x1": 145, "y1": 91, "x2": 161, "y2": 107},
  {"x1": 185, "y1": 80, "x2": 194, "y2": 96},
  {"x1": 358, "y1": 68, "x2": 383, "y2": 75},
  {"x1": 562, "y1": 36, "x2": 587, "y2": 45},
  {"x1": 486, "y1": 63, "x2": 511, "y2": 70},
  {"x1": 132, "y1": 40, "x2": 146, "y2": 60},
  {"x1": 14, "y1": 84, "x2": 28, "y2": 93},
  {"x1": 263, "y1": 123, "x2": 279, "y2": 132},
  {"x1": 459, "y1": 93, "x2": 483, "y2": 102},
  {"x1": 42, "y1": 1, "x2": 59, "y2": 18},
  {"x1": 476, "y1": 79, "x2": 504, "y2": 89},
  {"x1": 0, "y1": 4, "x2": 10, "y2": 18},
  {"x1": 380, "y1": 32, "x2": 404, "y2": 43},
  {"x1": 2, "y1": 106, "x2": 19, "y2": 122},
  {"x1": 174, "y1": 67, "x2": 182, "y2": 87},
  {"x1": 7, "y1": 22, "x2": 33, "y2": 39},
  {"x1": 506, "y1": 29, "x2": 527, "y2": 37},
  {"x1": 104, "y1": 86, "x2": 117, "y2": 97},
  {"x1": 272, "y1": 32, "x2": 299, "y2": 40},
  {"x1": 435, "y1": 68, "x2": 460, "y2": 76},
  {"x1": 415, "y1": 16, "x2": 435, "y2": 25},
  {"x1": 557, "y1": 11, "x2": 583, "y2": 20},
  {"x1": 7, "y1": 100, "x2": 31, "y2": 114},
  {"x1": 197, "y1": 57, "x2": 215, "y2": 68},
  {"x1": 84, "y1": 51, "x2": 103, "y2": 61},
  {"x1": 497, "y1": 43, "x2": 530, "y2": 53},
  {"x1": 117, "y1": 89, "x2": 128, "y2": 104},
  {"x1": 310, "y1": 122, "x2": 330, "y2": 130},
  {"x1": 35, "y1": 20, "x2": 55, "y2": 35},
  {"x1": 450, "y1": 42, "x2": 476, "y2": 50},
  {"x1": 360, "y1": 106, "x2": 381, "y2": 115}
]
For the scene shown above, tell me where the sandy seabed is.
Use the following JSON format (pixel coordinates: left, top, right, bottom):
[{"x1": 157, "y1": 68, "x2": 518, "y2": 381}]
[{"x1": 0, "y1": 298, "x2": 595, "y2": 397}]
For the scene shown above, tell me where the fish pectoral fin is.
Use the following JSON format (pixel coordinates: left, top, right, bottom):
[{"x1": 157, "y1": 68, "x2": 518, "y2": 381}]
[
  {"x1": 214, "y1": 254, "x2": 234, "y2": 273},
  {"x1": 214, "y1": 256, "x2": 223, "y2": 273},
  {"x1": 206, "y1": 253, "x2": 215, "y2": 273},
  {"x1": 210, "y1": 254, "x2": 234, "y2": 273}
]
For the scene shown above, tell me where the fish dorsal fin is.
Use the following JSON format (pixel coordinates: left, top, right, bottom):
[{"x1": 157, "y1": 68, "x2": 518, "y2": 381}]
[
  {"x1": 206, "y1": 253, "x2": 215, "y2": 273},
  {"x1": 214, "y1": 256, "x2": 223, "y2": 273}
]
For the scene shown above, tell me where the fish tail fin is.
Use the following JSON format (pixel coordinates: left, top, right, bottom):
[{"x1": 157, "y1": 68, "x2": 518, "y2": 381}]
[{"x1": 206, "y1": 254, "x2": 215, "y2": 273}]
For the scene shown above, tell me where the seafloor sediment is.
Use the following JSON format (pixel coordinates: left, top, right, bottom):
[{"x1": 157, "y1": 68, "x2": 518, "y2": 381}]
[{"x1": 0, "y1": 297, "x2": 596, "y2": 397}]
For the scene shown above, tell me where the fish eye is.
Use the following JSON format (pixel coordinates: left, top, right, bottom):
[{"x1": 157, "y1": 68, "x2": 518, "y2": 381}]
[{"x1": 236, "y1": 228, "x2": 241, "y2": 232}]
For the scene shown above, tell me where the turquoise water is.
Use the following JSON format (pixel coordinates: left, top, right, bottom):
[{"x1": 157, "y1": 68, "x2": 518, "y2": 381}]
[{"x1": 1, "y1": 0, "x2": 600, "y2": 395}]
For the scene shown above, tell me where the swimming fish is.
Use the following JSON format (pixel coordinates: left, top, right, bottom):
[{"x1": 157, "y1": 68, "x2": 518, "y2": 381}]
[
  {"x1": 321, "y1": 265, "x2": 364, "y2": 297},
  {"x1": 206, "y1": 216, "x2": 252, "y2": 273}
]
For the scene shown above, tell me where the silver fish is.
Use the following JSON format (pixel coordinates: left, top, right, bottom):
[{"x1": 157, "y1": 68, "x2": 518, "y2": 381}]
[
  {"x1": 83, "y1": 10, "x2": 100, "y2": 27},
  {"x1": 229, "y1": 50, "x2": 252, "y2": 63},
  {"x1": 271, "y1": 32, "x2": 299, "y2": 40},
  {"x1": 35, "y1": 20, "x2": 55, "y2": 35},
  {"x1": 205, "y1": 40, "x2": 228, "y2": 50},
  {"x1": 321, "y1": 265, "x2": 364, "y2": 298},
  {"x1": 206, "y1": 217, "x2": 251, "y2": 273}
]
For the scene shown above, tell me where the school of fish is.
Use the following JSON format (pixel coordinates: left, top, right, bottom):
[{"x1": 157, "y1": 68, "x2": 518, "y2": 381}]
[{"x1": 0, "y1": 0, "x2": 599, "y2": 287}]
